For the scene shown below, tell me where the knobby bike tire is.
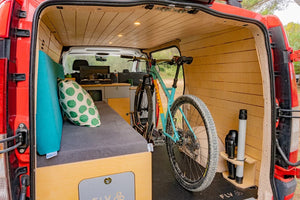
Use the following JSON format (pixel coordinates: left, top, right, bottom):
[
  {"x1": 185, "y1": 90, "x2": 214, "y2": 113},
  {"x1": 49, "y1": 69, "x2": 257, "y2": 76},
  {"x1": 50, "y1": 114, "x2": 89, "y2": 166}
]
[
  {"x1": 166, "y1": 95, "x2": 218, "y2": 192},
  {"x1": 134, "y1": 83, "x2": 153, "y2": 137}
]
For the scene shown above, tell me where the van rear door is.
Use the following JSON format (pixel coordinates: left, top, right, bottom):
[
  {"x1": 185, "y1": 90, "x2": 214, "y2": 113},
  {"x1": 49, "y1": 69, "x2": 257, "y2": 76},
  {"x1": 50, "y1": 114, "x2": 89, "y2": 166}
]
[{"x1": 0, "y1": 0, "x2": 30, "y2": 199}]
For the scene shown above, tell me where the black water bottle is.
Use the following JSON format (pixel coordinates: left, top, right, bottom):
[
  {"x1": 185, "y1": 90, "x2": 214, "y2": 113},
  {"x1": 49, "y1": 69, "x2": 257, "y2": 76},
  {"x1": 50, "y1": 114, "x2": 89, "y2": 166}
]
[{"x1": 225, "y1": 130, "x2": 238, "y2": 180}]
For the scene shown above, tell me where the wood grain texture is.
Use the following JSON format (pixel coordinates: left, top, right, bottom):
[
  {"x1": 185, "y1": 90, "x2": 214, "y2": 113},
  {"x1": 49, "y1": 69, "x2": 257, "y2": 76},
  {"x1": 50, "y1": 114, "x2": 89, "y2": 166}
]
[
  {"x1": 38, "y1": 21, "x2": 62, "y2": 62},
  {"x1": 39, "y1": 5, "x2": 243, "y2": 48},
  {"x1": 36, "y1": 152, "x2": 152, "y2": 200},
  {"x1": 181, "y1": 27, "x2": 264, "y2": 186},
  {"x1": 108, "y1": 98, "x2": 131, "y2": 124}
]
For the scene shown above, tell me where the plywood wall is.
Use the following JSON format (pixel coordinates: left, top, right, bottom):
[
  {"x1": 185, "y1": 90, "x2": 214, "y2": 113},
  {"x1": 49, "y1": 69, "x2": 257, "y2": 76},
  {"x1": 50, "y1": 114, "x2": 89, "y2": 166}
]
[
  {"x1": 181, "y1": 27, "x2": 264, "y2": 185},
  {"x1": 38, "y1": 20, "x2": 63, "y2": 63}
]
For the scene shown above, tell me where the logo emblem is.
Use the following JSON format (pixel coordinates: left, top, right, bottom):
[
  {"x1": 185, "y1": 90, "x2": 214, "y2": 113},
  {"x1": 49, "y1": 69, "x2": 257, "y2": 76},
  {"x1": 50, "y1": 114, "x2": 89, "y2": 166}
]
[{"x1": 104, "y1": 177, "x2": 112, "y2": 185}]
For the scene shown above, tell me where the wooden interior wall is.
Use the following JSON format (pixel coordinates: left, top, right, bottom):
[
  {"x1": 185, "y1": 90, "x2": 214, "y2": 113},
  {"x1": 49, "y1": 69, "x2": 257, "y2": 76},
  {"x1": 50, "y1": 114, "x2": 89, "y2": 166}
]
[
  {"x1": 38, "y1": 20, "x2": 63, "y2": 63},
  {"x1": 180, "y1": 27, "x2": 264, "y2": 185}
]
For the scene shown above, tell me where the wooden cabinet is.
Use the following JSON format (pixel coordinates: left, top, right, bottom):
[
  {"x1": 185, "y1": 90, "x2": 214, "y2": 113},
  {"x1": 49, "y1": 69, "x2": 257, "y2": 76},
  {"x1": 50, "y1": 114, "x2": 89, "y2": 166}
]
[
  {"x1": 104, "y1": 85, "x2": 130, "y2": 99},
  {"x1": 108, "y1": 98, "x2": 130, "y2": 124}
]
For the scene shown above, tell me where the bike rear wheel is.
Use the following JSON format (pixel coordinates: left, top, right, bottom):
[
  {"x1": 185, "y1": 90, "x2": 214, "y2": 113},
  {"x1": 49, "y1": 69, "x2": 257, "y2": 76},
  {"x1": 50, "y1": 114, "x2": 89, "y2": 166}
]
[
  {"x1": 134, "y1": 83, "x2": 153, "y2": 139},
  {"x1": 166, "y1": 95, "x2": 218, "y2": 192}
]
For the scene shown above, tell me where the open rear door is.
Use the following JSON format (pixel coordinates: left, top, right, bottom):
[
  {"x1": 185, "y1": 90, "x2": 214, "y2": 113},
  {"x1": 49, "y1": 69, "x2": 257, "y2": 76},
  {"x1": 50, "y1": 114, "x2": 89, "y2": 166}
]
[{"x1": 0, "y1": 0, "x2": 30, "y2": 199}]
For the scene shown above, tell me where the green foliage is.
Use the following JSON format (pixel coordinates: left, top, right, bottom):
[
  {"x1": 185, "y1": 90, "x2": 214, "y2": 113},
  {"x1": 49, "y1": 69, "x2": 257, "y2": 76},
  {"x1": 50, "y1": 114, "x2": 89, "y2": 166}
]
[
  {"x1": 151, "y1": 47, "x2": 182, "y2": 79},
  {"x1": 285, "y1": 22, "x2": 300, "y2": 74},
  {"x1": 215, "y1": 0, "x2": 292, "y2": 15},
  {"x1": 285, "y1": 23, "x2": 300, "y2": 50}
]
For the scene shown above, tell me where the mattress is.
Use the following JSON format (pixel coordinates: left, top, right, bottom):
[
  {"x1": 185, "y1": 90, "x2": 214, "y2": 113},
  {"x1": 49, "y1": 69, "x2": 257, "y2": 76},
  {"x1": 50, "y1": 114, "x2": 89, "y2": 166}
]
[{"x1": 37, "y1": 101, "x2": 148, "y2": 167}]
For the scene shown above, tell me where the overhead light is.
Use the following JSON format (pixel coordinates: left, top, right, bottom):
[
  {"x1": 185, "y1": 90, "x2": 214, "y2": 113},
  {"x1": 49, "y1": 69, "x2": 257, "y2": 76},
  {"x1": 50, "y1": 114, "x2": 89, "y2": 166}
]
[
  {"x1": 118, "y1": 34, "x2": 123, "y2": 38},
  {"x1": 134, "y1": 21, "x2": 141, "y2": 26},
  {"x1": 109, "y1": 41, "x2": 113, "y2": 45}
]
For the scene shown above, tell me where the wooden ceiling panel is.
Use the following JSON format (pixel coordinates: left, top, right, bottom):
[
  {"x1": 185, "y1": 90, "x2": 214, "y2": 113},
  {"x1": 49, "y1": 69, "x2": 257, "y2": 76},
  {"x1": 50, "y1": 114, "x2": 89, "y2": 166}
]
[
  {"x1": 44, "y1": 9, "x2": 69, "y2": 44},
  {"x1": 112, "y1": 10, "x2": 174, "y2": 47},
  {"x1": 61, "y1": 9, "x2": 76, "y2": 45},
  {"x1": 82, "y1": 11, "x2": 105, "y2": 44},
  {"x1": 95, "y1": 12, "x2": 133, "y2": 44},
  {"x1": 40, "y1": 5, "x2": 249, "y2": 49},
  {"x1": 75, "y1": 9, "x2": 91, "y2": 45},
  {"x1": 100, "y1": 9, "x2": 147, "y2": 45},
  {"x1": 87, "y1": 12, "x2": 118, "y2": 45}
]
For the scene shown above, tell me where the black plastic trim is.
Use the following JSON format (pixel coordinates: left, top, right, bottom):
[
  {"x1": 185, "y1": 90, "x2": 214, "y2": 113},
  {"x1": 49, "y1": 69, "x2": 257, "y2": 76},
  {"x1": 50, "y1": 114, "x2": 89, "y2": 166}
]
[
  {"x1": 29, "y1": 1, "x2": 277, "y2": 199},
  {"x1": 15, "y1": 29, "x2": 30, "y2": 37},
  {"x1": 269, "y1": 26, "x2": 292, "y2": 168},
  {"x1": 227, "y1": 0, "x2": 242, "y2": 8},
  {"x1": 18, "y1": 10, "x2": 27, "y2": 18},
  {"x1": 0, "y1": 39, "x2": 11, "y2": 59},
  {"x1": 9, "y1": 73, "x2": 26, "y2": 82}
]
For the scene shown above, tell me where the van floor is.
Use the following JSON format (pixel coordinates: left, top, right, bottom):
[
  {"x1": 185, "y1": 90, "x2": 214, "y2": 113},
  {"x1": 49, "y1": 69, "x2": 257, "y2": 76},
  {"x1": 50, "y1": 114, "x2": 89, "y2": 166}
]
[{"x1": 152, "y1": 145, "x2": 258, "y2": 200}]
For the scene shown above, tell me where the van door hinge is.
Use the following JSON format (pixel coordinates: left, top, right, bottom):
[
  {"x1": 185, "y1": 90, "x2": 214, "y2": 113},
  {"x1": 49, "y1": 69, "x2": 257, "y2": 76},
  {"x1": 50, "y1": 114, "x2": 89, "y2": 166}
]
[
  {"x1": 10, "y1": 73, "x2": 26, "y2": 82},
  {"x1": 0, "y1": 124, "x2": 28, "y2": 154},
  {"x1": 15, "y1": 29, "x2": 30, "y2": 37},
  {"x1": 291, "y1": 50, "x2": 300, "y2": 62},
  {"x1": 18, "y1": 10, "x2": 27, "y2": 18}
]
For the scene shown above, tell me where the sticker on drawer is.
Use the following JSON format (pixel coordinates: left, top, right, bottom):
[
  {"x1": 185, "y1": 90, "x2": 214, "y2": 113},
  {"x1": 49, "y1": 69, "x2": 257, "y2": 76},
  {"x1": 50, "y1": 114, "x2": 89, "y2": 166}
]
[{"x1": 78, "y1": 172, "x2": 135, "y2": 200}]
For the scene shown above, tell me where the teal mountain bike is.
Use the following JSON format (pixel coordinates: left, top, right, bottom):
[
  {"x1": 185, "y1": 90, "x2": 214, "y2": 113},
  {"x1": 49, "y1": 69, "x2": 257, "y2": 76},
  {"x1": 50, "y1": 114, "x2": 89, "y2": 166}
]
[{"x1": 121, "y1": 55, "x2": 218, "y2": 192}]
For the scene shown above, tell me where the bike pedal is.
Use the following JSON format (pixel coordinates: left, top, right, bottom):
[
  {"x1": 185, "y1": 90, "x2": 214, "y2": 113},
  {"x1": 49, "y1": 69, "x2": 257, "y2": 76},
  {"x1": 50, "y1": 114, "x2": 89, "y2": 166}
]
[
  {"x1": 153, "y1": 136, "x2": 165, "y2": 146},
  {"x1": 158, "y1": 129, "x2": 163, "y2": 135},
  {"x1": 152, "y1": 129, "x2": 160, "y2": 137}
]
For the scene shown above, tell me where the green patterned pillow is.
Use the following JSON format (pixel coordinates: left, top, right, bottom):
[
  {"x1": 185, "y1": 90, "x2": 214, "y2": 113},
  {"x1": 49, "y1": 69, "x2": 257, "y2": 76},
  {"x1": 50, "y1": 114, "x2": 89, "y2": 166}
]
[{"x1": 58, "y1": 80, "x2": 101, "y2": 127}]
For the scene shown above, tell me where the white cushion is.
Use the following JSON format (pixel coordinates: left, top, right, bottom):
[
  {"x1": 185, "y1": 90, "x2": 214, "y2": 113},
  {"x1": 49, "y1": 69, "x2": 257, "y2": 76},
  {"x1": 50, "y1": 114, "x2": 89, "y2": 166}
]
[{"x1": 58, "y1": 80, "x2": 101, "y2": 127}]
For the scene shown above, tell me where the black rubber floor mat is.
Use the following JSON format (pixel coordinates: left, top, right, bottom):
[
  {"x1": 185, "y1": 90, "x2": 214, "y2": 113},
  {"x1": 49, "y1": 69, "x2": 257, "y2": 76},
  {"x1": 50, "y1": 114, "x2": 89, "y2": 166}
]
[{"x1": 152, "y1": 145, "x2": 258, "y2": 200}]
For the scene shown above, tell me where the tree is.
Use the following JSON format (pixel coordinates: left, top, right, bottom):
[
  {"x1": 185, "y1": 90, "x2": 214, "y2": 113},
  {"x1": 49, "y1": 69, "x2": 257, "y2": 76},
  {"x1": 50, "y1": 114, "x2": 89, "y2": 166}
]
[
  {"x1": 241, "y1": 0, "x2": 292, "y2": 15},
  {"x1": 215, "y1": 0, "x2": 299, "y2": 15},
  {"x1": 285, "y1": 22, "x2": 300, "y2": 73}
]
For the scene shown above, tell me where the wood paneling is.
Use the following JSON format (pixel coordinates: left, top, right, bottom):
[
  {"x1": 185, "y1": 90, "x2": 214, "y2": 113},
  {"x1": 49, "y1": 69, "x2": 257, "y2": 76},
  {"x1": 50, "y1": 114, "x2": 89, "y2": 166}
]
[
  {"x1": 39, "y1": 5, "x2": 243, "y2": 49},
  {"x1": 38, "y1": 21, "x2": 62, "y2": 63},
  {"x1": 181, "y1": 27, "x2": 264, "y2": 186},
  {"x1": 108, "y1": 98, "x2": 131, "y2": 124},
  {"x1": 36, "y1": 152, "x2": 152, "y2": 200}
]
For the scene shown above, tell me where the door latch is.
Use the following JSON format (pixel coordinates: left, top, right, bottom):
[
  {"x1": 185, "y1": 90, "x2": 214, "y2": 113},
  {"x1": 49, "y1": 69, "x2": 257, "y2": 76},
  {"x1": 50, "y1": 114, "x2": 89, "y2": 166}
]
[{"x1": 0, "y1": 124, "x2": 28, "y2": 154}]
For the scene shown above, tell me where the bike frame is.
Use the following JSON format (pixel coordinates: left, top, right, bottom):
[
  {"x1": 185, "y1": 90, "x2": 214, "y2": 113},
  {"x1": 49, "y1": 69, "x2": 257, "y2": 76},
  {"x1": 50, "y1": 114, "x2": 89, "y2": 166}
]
[{"x1": 149, "y1": 63, "x2": 196, "y2": 143}]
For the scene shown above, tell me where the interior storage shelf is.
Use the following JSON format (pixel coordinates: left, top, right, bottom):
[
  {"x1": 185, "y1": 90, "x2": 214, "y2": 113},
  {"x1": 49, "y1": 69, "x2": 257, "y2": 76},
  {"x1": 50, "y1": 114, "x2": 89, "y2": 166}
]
[{"x1": 220, "y1": 151, "x2": 257, "y2": 189}]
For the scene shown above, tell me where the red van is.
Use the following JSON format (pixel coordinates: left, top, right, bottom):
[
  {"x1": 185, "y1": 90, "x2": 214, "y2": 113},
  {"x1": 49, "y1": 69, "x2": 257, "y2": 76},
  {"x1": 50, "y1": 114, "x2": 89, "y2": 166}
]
[{"x1": 0, "y1": 0, "x2": 300, "y2": 199}]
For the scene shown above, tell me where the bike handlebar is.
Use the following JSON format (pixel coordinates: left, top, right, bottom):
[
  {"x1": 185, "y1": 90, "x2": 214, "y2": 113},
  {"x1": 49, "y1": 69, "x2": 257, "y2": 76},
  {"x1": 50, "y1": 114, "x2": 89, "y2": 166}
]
[
  {"x1": 120, "y1": 55, "x2": 193, "y2": 65},
  {"x1": 120, "y1": 55, "x2": 134, "y2": 59},
  {"x1": 175, "y1": 56, "x2": 193, "y2": 65}
]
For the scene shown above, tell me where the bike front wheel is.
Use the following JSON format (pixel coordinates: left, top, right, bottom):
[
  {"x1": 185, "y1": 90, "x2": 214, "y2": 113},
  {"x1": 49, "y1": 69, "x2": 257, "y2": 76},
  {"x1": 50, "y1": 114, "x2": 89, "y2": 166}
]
[
  {"x1": 133, "y1": 83, "x2": 153, "y2": 138},
  {"x1": 166, "y1": 95, "x2": 218, "y2": 192}
]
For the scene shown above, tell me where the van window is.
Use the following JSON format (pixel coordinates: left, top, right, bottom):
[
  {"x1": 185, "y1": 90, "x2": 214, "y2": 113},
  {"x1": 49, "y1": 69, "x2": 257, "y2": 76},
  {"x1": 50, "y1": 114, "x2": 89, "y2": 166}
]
[
  {"x1": 63, "y1": 54, "x2": 146, "y2": 74},
  {"x1": 150, "y1": 47, "x2": 183, "y2": 128},
  {"x1": 151, "y1": 47, "x2": 181, "y2": 80}
]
